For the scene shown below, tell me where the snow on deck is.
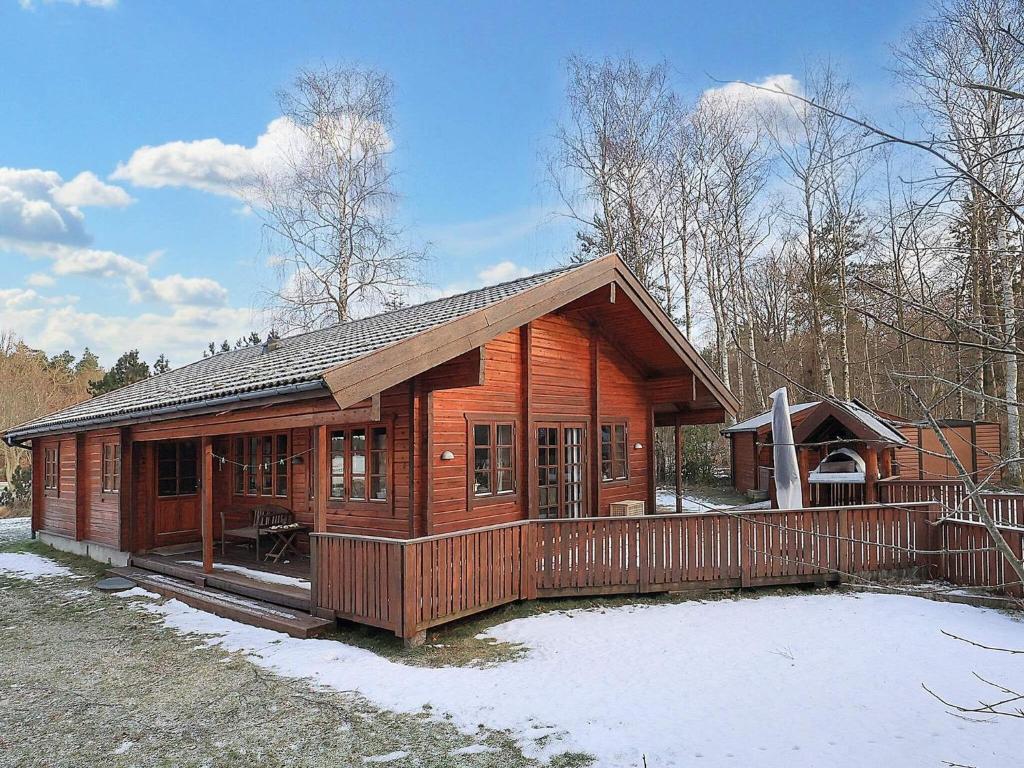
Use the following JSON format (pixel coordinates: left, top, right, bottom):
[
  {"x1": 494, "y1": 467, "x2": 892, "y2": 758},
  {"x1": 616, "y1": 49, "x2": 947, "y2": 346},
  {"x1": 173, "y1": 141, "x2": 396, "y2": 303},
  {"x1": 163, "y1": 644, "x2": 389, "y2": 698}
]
[
  {"x1": 138, "y1": 591, "x2": 1024, "y2": 767},
  {"x1": 176, "y1": 560, "x2": 311, "y2": 589}
]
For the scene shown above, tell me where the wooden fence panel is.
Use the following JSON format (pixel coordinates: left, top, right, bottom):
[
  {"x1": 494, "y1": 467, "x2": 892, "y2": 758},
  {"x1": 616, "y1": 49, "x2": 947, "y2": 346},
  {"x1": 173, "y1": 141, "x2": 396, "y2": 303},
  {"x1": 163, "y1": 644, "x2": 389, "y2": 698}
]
[
  {"x1": 940, "y1": 521, "x2": 1024, "y2": 598},
  {"x1": 534, "y1": 518, "x2": 639, "y2": 596},
  {"x1": 639, "y1": 514, "x2": 741, "y2": 590},
  {"x1": 311, "y1": 534, "x2": 404, "y2": 633},
  {"x1": 404, "y1": 522, "x2": 527, "y2": 631},
  {"x1": 880, "y1": 480, "x2": 1024, "y2": 530}
]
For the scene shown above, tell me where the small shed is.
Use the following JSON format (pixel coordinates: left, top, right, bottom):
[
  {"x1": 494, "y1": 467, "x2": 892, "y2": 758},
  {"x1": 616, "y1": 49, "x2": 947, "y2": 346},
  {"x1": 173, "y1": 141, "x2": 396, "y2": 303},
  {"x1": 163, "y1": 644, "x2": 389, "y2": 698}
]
[{"x1": 724, "y1": 399, "x2": 1003, "y2": 506}]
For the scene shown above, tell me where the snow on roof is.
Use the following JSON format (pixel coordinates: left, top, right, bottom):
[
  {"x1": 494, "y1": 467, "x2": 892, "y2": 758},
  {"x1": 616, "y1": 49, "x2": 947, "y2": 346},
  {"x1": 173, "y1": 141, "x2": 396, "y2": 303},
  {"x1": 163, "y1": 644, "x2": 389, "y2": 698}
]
[
  {"x1": 722, "y1": 398, "x2": 908, "y2": 445},
  {"x1": 721, "y1": 401, "x2": 819, "y2": 434}
]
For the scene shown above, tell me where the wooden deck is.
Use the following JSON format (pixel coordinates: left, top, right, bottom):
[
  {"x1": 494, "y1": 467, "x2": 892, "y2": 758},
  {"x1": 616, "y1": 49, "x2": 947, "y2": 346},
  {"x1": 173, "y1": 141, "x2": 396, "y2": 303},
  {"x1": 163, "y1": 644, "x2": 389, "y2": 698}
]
[
  {"x1": 131, "y1": 543, "x2": 311, "y2": 611},
  {"x1": 110, "y1": 566, "x2": 330, "y2": 639}
]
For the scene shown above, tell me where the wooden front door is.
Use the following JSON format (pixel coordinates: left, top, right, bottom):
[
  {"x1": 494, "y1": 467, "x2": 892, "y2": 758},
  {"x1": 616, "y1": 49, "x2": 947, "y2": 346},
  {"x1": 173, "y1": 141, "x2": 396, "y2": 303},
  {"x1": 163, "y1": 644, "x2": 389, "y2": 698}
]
[
  {"x1": 152, "y1": 439, "x2": 201, "y2": 546},
  {"x1": 536, "y1": 422, "x2": 587, "y2": 519}
]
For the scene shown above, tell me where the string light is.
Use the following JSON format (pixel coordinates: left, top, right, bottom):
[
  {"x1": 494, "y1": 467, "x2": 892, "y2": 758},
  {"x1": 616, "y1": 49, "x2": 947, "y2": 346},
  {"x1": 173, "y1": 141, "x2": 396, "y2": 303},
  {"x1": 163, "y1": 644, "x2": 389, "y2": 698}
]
[{"x1": 211, "y1": 446, "x2": 316, "y2": 469}]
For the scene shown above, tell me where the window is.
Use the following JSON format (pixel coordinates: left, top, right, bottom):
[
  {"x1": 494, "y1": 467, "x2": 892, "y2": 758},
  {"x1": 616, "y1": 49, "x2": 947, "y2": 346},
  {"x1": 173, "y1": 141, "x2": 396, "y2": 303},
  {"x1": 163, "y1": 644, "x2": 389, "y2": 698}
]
[
  {"x1": 329, "y1": 425, "x2": 387, "y2": 502},
  {"x1": 233, "y1": 433, "x2": 289, "y2": 498},
  {"x1": 43, "y1": 446, "x2": 59, "y2": 491},
  {"x1": 157, "y1": 440, "x2": 198, "y2": 497},
  {"x1": 472, "y1": 421, "x2": 515, "y2": 497},
  {"x1": 101, "y1": 443, "x2": 121, "y2": 493},
  {"x1": 601, "y1": 422, "x2": 628, "y2": 481}
]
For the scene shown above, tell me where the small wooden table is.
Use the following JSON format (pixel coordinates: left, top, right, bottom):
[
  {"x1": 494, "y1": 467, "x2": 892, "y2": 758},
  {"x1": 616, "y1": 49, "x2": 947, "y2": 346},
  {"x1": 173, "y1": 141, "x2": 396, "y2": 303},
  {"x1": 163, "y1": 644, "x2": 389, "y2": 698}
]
[{"x1": 262, "y1": 522, "x2": 308, "y2": 563}]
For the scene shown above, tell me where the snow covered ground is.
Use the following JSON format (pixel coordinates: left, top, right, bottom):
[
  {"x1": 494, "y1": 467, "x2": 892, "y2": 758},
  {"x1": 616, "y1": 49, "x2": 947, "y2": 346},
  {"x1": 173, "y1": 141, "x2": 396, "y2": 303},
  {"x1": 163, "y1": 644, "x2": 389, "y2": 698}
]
[
  {"x1": 131, "y1": 589, "x2": 1024, "y2": 767},
  {"x1": 0, "y1": 515, "x2": 31, "y2": 545},
  {"x1": 655, "y1": 489, "x2": 732, "y2": 511},
  {"x1": 0, "y1": 551, "x2": 78, "y2": 580}
]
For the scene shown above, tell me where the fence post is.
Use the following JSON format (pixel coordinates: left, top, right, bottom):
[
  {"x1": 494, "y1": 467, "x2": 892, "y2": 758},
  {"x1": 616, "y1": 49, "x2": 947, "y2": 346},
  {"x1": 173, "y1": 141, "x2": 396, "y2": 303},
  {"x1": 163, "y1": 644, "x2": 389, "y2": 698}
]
[
  {"x1": 521, "y1": 521, "x2": 537, "y2": 600},
  {"x1": 740, "y1": 517, "x2": 751, "y2": 588},
  {"x1": 400, "y1": 541, "x2": 425, "y2": 647},
  {"x1": 837, "y1": 508, "x2": 849, "y2": 582},
  {"x1": 637, "y1": 517, "x2": 649, "y2": 594},
  {"x1": 926, "y1": 502, "x2": 942, "y2": 581}
]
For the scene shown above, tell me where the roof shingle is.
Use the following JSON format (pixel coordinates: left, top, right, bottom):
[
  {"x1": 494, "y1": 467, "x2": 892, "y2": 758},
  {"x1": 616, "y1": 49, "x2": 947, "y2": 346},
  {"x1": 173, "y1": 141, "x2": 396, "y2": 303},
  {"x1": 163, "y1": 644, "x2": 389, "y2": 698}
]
[{"x1": 5, "y1": 262, "x2": 585, "y2": 440}]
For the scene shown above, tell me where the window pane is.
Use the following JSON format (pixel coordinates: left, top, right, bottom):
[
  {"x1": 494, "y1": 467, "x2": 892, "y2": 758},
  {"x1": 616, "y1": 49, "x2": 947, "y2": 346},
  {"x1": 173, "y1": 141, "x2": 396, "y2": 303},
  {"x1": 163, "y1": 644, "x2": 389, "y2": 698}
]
[
  {"x1": 372, "y1": 428, "x2": 387, "y2": 450},
  {"x1": 350, "y1": 477, "x2": 366, "y2": 500},
  {"x1": 474, "y1": 424, "x2": 490, "y2": 447},
  {"x1": 351, "y1": 453, "x2": 365, "y2": 475},
  {"x1": 474, "y1": 471, "x2": 491, "y2": 495},
  {"x1": 497, "y1": 469, "x2": 513, "y2": 493},
  {"x1": 496, "y1": 423, "x2": 512, "y2": 446},
  {"x1": 158, "y1": 477, "x2": 178, "y2": 496},
  {"x1": 331, "y1": 478, "x2": 346, "y2": 499},
  {"x1": 371, "y1": 475, "x2": 386, "y2": 500},
  {"x1": 276, "y1": 434, "x2": 288, "y2": 497},
  {"x1": 614, "y1": 424, "x2": 626, "y2": 444},
  {"x1": 496, "y1": 446, "x2": 512, "y2": 470},
  {"x1": 474, "y1": 447, "x2": 491, "y2": 471},
  {"x1": 233, "y1": 437, "x2": 244, "y2": 494},
  {"x1": 247, "y1": 437, "x2": 258, "y2": 494},
  {"x1": 613, "y1": 459, "x2": 627, "y2": 480},
  {"x1": 371, "y1": 451, "x2": 385, "y2": 475},
  {"x1": 261, "y1": 436, "x2": 274, "y2": 494},
  {"x1": 350, "y1": 429, "x2": 366, "y2": 451}
]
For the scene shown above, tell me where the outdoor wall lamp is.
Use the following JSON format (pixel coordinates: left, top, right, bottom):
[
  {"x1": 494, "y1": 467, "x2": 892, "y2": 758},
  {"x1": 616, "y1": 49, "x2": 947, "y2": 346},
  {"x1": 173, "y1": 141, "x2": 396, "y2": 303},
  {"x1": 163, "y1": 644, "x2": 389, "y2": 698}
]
[
  {"x1": 440, "y1": 450, "x2": 455, "y2": 461},
  {"x1": 634, "y1": 442, "x2": 644, "y2": 450}
]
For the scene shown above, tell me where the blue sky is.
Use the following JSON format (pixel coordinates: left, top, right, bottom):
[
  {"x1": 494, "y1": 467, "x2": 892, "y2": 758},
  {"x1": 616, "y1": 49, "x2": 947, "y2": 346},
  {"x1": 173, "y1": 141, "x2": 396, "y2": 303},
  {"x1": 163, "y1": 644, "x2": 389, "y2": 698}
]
[{"x1": 0, "y1": 0, "x2": 924, "y2": 366}]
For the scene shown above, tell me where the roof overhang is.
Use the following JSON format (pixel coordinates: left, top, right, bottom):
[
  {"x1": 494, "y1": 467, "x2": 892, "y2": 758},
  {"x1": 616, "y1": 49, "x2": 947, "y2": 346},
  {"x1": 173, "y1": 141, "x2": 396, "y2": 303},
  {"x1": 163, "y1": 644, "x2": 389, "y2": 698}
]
[{"x1": 322, "y1": 253, "x2": 740, "y2": 417}]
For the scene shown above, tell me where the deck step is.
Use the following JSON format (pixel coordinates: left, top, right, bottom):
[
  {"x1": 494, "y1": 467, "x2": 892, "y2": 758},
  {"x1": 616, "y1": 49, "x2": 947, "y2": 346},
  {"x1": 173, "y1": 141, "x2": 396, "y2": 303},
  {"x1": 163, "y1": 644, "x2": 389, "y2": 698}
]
[
  {"x1": 108, "y1": 566, "x2": 333, "y2": 639},
  {"x1": 129, "y1": 554, "x2": 310, "y2": 612}
]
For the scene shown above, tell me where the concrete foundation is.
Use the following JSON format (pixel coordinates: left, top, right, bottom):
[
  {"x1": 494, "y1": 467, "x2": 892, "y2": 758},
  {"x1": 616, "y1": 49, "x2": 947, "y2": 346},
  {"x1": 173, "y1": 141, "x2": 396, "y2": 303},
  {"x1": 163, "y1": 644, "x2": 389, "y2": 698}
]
[{"x1": 37, "y1": 531, "x2": 130, "y2": 567}]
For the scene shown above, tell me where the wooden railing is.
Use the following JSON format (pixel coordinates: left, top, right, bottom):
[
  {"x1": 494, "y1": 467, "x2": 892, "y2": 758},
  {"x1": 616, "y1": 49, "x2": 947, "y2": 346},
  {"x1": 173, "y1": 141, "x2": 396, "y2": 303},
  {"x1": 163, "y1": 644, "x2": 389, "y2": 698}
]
[
  {"x1": 312, "y1": 503, "x2": 959, "y2": 640},
  {"x1": 940, "y1": 519, "x2": 1024, "y2": 598},
  {"x1": 879, "y1": 479, "x2": 1024, "y2": 530}
]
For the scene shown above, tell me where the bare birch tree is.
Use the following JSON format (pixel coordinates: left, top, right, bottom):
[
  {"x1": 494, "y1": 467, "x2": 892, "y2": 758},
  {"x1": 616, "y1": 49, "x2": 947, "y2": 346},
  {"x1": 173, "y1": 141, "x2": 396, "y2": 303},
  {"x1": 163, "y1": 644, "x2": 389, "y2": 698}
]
[{"x1": 255, "y1": 64, "x2": 425, "y2": 332}]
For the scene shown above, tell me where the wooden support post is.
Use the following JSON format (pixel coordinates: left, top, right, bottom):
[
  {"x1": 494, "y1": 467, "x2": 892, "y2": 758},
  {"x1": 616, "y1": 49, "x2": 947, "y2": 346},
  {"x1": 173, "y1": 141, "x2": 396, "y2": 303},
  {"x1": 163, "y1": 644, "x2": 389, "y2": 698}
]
[
  {"x1": 521, "y1": 323, "x2": 533, "y2": 519},
  {"x1": 591, "y1": 332, "x2": 601, "y2": 518},
  {"x1": 797, "y1": 448, "x2": 810, "y2": 507},
  {"x1": 315, "y1": 425, "x2": 328, "y2": 533},
  {"x1": 370, "y1": 392, "x2": 381, "y2": 422},
  {"x1": 201, "y1": 436, "x2": 214, "y2": 574},
  {"x1": 118, "y1": 428, "x2": 133, "y2": 553},
  {"x1": 864, "y1": 447, "x2": 879, "y2": 504},
  {"x1": 674, "y1": 416, "x2": 684, "y2": 515}
]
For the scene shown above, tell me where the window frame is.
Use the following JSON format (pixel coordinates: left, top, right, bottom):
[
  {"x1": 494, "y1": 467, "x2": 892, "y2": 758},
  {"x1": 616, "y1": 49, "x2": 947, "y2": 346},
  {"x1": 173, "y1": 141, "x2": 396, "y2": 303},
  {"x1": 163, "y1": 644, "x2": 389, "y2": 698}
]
[
  {"x1": 43, "y1": 445, "x2": 59, "y2": 494},
  {"x1": 466, "y1": 415, "x2": 519, "y2": 509},
  {"x1": 156, "y1": 440, "x2": 199, "y2": 499},
  {"x1": 101, "y1": 442, "x2": 121, "y2": 494},
  {"x1": 600, "y1": 419, "x2": 630, "y2": 484},
  {"x1": 327, "y1": 422, "x2": 391, "y2": 510},
  {"x1": 231, "y1": 431, "x2": 290, "y2": 500}
]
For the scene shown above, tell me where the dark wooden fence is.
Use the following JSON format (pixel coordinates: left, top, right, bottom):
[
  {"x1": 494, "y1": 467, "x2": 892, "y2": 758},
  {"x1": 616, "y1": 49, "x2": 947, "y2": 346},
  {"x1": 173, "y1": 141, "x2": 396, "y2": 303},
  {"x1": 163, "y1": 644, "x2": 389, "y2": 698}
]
[
  {"x1": 879, "y1": 479, "x2": 1024, "y2": 529},
  {"x1": 309, "y1": 501, "x2": 1024, "y2": 641}
]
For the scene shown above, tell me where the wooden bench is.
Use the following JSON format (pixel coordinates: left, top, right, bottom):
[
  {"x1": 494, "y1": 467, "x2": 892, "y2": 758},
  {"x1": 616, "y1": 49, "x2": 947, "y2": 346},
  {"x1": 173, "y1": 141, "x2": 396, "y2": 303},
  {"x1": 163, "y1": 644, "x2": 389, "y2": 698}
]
[{"x1": 221, "y1": 504, "x2": 295, "y2": 561}]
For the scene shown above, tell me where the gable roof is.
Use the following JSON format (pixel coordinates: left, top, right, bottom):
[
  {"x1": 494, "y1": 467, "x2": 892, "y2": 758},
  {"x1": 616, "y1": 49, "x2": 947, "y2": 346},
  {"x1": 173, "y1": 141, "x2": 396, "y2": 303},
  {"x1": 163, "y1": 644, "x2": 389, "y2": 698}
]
[
  {"x1": 723, "y1": 397, "x2": 907, "y2": 445},
  {"x1": 5, "y1": 254, "x2": 738, "y2": 443},
  {"x1": 721, "y1": 401, "x2": 819, "y2": 434}
]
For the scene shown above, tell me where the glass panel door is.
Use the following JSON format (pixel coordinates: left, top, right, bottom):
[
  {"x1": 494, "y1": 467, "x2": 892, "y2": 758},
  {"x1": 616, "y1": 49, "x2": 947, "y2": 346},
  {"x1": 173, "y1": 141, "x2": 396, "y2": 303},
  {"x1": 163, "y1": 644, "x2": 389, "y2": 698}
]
[
  {"x1": 537, "y1": 426, "x2": 560, "y2": 519},
  {"x1": 535, "y1": 422, "x2": 587, "y2": 519},
  {"x1": 563, "y1": 427, "x2": 584, "y2": 518}
]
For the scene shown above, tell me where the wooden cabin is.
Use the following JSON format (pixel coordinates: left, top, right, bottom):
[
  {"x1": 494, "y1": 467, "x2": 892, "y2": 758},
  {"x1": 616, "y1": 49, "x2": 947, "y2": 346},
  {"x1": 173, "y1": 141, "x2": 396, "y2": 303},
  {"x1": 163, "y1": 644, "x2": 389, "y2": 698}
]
[
  {"x1": 724, "y1": 399, "x2": 1003, "y2": 507},
  {"x1": 4, "y1": 254, "x2": 738, "y2": 627}
]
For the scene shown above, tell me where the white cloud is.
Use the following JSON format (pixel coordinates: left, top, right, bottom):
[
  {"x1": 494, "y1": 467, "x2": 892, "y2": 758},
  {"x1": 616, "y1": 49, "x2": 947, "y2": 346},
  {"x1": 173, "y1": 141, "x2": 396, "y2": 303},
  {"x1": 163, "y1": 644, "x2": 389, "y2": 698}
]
[
  {"x1": 19, "y1": 0, "x2": 116, "y2": 9},
  {"x1": 111, "y1": 117, "x2": 302, "y2": 198},
  {"x1": 701, "y1": 74, "x2": 803, "y2": 112},
  {"x1": 112, "y1": 115, "x2": 392, "y2": 200},
  {"x1": 0, "y1": 167, "x2": 88, "y2": 247},
  {"x1": 25, "y1": 272, "x2": 56, "y2": 287},
  {"x1": 0, "y1": 289, "x2": 257, "y2": 366},
  {"x1": 29, "y1": 245, "x2": 229, "y2": 308},
  {"x1": 53, "y1": 171, "x2": 134, "y2": 208},
  {"x1": 478, "y1": 260, "x2": 533, "y2": 283},
  {"x1": 150, "y1": 274, "x2": 228, "y2": 307}
]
